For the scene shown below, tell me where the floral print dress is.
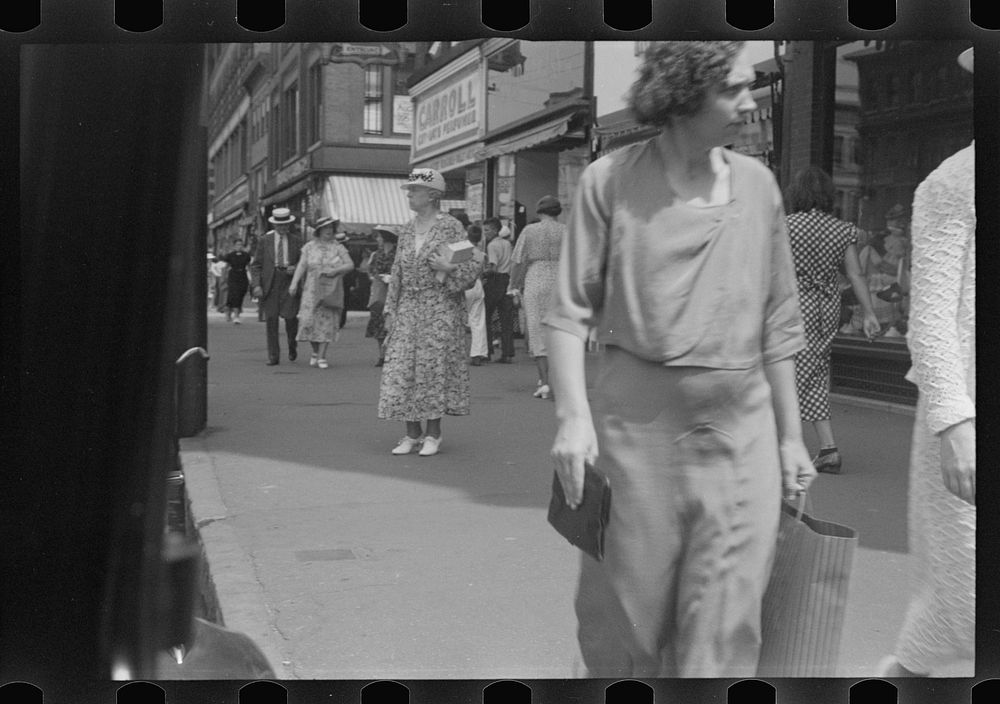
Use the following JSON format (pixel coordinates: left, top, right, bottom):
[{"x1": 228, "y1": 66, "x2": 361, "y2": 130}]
[
  {"x1": 296, "y1": 239, "x2": 352, "y2": 344},
  {"x1": 377, "y1": 213, "x2": 482, "y2": 421},
  {"x1": 365, "y1": 246, "x2": 397, "y2": 342}
]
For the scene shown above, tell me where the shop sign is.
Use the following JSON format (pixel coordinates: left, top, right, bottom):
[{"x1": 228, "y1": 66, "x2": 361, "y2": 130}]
[
  {"x1": 328, "y1": 43, "x2": 399, "y2": 67},
  {"x1": 275, "y1": 156, "x2": 310, "y2": 189},
  {"x1": 465, "y1": 182, "x2": 484, "y2": 223},
  {"x1": 412, "y1": 141, "x2": 484, "y2": 172},
  {"x1": 393, "y1": 95, "x2": 412, "y2": 135},
  {"x1": 413, "y1": 67, "x2": 481, "y2": 161}
]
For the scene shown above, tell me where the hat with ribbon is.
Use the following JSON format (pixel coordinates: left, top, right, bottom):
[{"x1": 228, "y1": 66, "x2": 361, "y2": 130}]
[
  {"x1": 401, "y1": 168, "x2": 446, "y2": 192},
  {"x1": 313, "y1": 215, "x2": 339, "y2": 232},
  {"x1": 268, "y1": 207, "x2": 296, "y2": 225}
]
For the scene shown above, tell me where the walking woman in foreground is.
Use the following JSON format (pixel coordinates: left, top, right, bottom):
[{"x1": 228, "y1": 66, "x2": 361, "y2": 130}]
[
  {"x1": 784, "y1": 167, "x2": 881, "y2": 473},
  {"x1": 378, "y1": 169, "x2": 482, "y2": 457},
  {"x1": 544, "y1": 41, "x2": 817, "y2": 678},
  {"x1": 879, "y1": 48, "x2": 976, "y2": 679}
]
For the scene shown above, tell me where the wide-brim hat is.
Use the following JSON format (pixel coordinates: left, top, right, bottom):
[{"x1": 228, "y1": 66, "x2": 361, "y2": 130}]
[
  {"x1": 401, "y1": 168, "x2": 446, "y2": 192},
  {"x1": 268, "y1": 207, "x2": 296, "y2": 225},
  {"x1": 313, "y1": 215, "x2": 339, "y2": 232},
  {"x1": 958, "y1": 47, "x2": 973, "y2": 73},
  {"x1": 536, "y1": 194, "x2": 561, "y2": 212}
]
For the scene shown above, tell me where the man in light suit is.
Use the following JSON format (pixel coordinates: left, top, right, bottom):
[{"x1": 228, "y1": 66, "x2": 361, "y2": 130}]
[{"x1": 250, "y1": 207, "x2": 302, "y2": 365}]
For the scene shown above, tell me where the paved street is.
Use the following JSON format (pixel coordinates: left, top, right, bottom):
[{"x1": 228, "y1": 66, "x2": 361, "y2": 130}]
[{"x1": 180, "y1": 306, "x2": 960, "y2": 680}]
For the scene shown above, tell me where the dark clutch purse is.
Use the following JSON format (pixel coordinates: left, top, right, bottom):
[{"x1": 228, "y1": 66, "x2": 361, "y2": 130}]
[{"x1": 547, "y1": 463, "x2": 612, "y2": 562}]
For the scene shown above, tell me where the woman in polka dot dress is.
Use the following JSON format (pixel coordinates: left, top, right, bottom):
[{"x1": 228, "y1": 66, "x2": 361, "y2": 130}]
[{"x1": 784, "y1": 167, "x2": 880, "y2": 473}]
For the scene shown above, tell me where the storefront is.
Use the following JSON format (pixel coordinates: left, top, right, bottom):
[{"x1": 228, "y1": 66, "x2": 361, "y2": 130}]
[
  {"x1": 478, "y1": 40, "x2": 592, "y2": 236},
  {"x1": 408, "y1": 41, "x2": 593, "y2": 236},
  {"x1": 209, "y1": 179, "x2": 251, "y2": 253}
]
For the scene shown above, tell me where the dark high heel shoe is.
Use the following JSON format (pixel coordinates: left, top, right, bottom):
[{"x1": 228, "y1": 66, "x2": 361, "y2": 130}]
[
  {"x1": 375, "y1": 357, "x2": 385, "y2": 367},
  {"x1": 813, "y1": 450, "x2": 842, "y2": 474}
]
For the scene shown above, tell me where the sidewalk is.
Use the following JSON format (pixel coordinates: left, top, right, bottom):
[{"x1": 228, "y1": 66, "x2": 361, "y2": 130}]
[{"x1": 179, "y1": 309, "x2": 966, "y2": 679}]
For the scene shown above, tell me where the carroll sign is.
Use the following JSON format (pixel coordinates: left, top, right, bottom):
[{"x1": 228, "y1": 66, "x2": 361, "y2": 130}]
[{"x1": 413, "y1": 67, "x2": 481, "y2": 160}]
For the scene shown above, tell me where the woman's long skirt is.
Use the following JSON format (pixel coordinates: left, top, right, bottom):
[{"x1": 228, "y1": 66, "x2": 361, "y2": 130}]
[
  {"x1": 575, "y1": 346, "x2": 783, "y2": 678},
  {"x1": 893, "y1": 395, "x2": 975, "y2": 675}
]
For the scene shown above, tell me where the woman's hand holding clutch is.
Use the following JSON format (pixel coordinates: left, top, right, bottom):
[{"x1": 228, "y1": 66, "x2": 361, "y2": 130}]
[{"x1": 551, "y1": 415, "x2": 599, "y2": 510}]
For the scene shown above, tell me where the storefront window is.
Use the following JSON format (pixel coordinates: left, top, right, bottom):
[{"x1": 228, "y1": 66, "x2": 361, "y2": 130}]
[{"x1": 486, "y1": 41, "x2": 586, "y2": 132}]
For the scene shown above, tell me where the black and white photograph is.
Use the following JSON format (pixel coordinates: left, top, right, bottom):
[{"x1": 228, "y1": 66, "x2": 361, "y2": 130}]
[{"x1": 6, "y1": 29, "x2": 984, "y2": 698}]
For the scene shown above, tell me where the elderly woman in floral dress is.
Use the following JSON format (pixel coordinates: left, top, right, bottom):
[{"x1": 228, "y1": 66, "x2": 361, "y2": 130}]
[{"x1": 378, "y1": 169, "x2": 482, "y2": 457}]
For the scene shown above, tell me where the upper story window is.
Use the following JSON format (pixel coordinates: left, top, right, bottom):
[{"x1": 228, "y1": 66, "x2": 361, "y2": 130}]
[
  {"x1": 281, "y1": 82, "x2": 299, "y2": 161},
  {"x1": 307, "y1": 62, "x2": 323, "y2": 145},
  {"x1": 363, "y1": 64, "x2": 384, "y2": 135}
]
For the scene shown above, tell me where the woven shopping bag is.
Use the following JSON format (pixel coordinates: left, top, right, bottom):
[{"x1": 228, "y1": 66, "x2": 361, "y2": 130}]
[{"x1": 757, "y1": 493, "x2": 858, "y2": 677}]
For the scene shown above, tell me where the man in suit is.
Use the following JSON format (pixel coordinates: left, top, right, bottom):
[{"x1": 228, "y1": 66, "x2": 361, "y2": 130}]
[{"x1": 250, "y1": 207, "x2": 302, "y2": 365}]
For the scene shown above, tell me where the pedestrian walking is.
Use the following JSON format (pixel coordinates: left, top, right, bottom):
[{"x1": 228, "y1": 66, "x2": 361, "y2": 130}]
[
  {"x1": 544, "y1": 41, "x2": 815, "y2": 678},
  {"x1": 222, "y1": 239, "x2": 252, "y2": 324},
  {"x1": 784, "y1": 167, "x2": 881, "y2": 473},
  {"x1": 364, "y1": 225, "x2": 399, "y2": 367},
  {"x1": 508, "y1": 195, "x2": 565, "y2": 399},
  {"x1": 482, "y1": 216, "x2": 516, "y2": 363},
  {"x1": 377, "y1": 169, "x2": 482, "y2": 457},
  {"x1": 464, "y1": 224, "x2": 489, "y2": 365},
  {"x1": 288, "y1": 216, "x2": 355, "y2": 369},
  {"x1": 878, "y1": 48, "x2": 976, "y2": 679},
  {"x1": 210, "y1": 255, "x2": 229, "y2": 314},
  {"x1": 250, "y1": 207, "x2": 303, "y2": 365}
]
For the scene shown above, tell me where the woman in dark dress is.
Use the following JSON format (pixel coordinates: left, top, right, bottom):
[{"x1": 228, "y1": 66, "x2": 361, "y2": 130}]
[{"x1": 222, "y1": 239, "x2": 252, "y2": 324}]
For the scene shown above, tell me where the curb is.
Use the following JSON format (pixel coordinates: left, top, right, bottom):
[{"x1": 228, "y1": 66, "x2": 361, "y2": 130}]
[
  {"x1": 179, "y1": 437, "x2": 296, "y2": 679},
  {"x1": 830, "y1": 392, "x2": 916, "y2": 418}
]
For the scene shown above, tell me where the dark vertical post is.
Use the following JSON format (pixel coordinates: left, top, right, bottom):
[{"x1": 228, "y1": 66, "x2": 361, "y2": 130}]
[{"x1": 174, "y1": 124, "x2": 209, "y2": 439}]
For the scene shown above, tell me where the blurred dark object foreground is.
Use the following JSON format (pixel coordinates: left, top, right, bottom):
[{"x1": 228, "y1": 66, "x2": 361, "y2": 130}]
[
  {"x1": 156, "y1": 618, "x2": 276, "y2": 679},
  {"x1": 3, "y1": 43, "x2": 272, "y2": 689}
]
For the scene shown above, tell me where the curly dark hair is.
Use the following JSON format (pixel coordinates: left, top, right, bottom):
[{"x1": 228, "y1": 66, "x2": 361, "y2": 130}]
[
  {"x1": 628, "y1": 41, "x2": 746, "y2": 127},
  {"x1": 784, "y1": 166, "x2": 835, "y2": 214}
]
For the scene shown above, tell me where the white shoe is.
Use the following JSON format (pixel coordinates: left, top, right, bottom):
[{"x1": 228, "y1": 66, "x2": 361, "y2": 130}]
[
  {"x1": 309, "y1": 355, "x2": 319, "y2": 367},
  {"x1": 535, "y1": 384, "x2": 551, "y2": 400},
  {"x1": 233, "y1": 316, "x2": 241, "y2": 325},
  {"x1": 317, "y1": 358, "x2": 329, "y2": 369},
  {"x1": 391, "y1": 436, "x2": 423, "y2": 455},
  {"x1": 418, "y1": 435, "x2": 441, "y2": 457}
]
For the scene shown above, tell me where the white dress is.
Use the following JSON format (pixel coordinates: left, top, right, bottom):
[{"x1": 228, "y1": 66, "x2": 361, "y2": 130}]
[{"x1": 894, "y1": 143, "x2": 976, "y2": 675}]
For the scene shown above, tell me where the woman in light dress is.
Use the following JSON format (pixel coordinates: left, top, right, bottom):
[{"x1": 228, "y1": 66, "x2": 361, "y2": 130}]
[
  {"x1": 878, "y1": 48, "x2": 975, "y2": 679},
  {"x1": 288, "y1": 216, "x2": 354, "y2": 369},
  {"x1": 508, "y1": 195, "x2": 565, "y2": 399},
  {"x1": 545, "y1": 41, "x2": 815, "y2": 677}
]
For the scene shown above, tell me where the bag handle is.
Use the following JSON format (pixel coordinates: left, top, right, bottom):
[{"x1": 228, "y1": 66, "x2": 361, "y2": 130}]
[{"x1": 791, "y1": 491, "x2": 814, "y2": 522}]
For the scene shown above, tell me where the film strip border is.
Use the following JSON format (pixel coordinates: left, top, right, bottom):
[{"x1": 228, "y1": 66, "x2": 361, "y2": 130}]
[
  {"x1": 2, "y1": 1, "x2": 998, "y2": 704},
  {"x1": 0, "y1": 0, "x2": 998, "y2": 37},
  {"x1": 2, "y1": 678, "x2": 1000, "y2": 702}
]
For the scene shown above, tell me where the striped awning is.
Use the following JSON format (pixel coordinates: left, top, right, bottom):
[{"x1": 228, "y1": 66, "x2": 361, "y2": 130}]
[{"x1": 321, "y1": 175, "x2": 412, "y2": 228}]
